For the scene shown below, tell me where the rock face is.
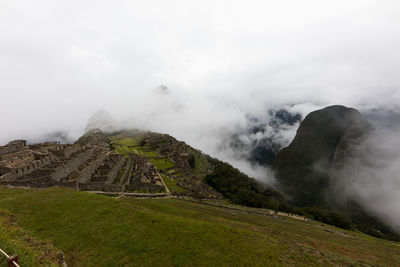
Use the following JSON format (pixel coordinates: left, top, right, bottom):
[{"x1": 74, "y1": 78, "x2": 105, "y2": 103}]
[
  {"x1": 273, "y1": 105, "x2": 370, "y2": 206},
  {"x1": 272, "y1": 105, "x2": 400, "y2": 239},
  {"x1": 75, "y1": 129, "x2": 110, "y2": 146}
]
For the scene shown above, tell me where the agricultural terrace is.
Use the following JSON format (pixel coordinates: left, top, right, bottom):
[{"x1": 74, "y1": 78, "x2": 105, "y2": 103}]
[{"x1": 110, "y1": 136, "x2": 186, "y2": 193}]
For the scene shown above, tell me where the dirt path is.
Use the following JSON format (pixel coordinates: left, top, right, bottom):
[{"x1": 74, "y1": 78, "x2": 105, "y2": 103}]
[{"x1": 156, "y1": 171, "x2": 171, "y2": 195}]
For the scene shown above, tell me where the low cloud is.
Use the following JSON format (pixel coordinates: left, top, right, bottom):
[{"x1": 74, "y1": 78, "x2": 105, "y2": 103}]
[
  {"x1": 331, "y1": 109, "x2": 400, "y2": 233},
  {"x1": 1, "y1": 1, "x2": 400, "y2": 196}
]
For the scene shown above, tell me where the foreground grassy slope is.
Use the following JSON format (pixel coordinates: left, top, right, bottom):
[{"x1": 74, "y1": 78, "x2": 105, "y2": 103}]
[{"x1": 0, "y1": 186, "x2": 399, "y2": 266}]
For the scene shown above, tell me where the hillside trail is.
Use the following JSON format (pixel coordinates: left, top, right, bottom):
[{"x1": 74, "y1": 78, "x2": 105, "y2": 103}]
[{"x1": 156, "y1": 171, "x2": 171, "y2": 195}]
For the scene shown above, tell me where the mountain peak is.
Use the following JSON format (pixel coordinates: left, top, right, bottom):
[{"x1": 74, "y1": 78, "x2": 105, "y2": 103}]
[{"x1": 273, "y1": 105, "x2": 370, "y2": 205}]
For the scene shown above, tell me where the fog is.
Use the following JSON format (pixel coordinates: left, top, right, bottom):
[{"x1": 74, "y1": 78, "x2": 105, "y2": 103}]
[
  {"x1": 331, "y1": 120, "x2": 400, "y2": 233},
  {"x1": 1, "y1": 2, "x2": 400, "y2": 187}
]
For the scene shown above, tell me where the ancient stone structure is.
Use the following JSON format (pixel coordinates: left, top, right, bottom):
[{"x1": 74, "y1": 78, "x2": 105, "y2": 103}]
[
  {"x1": 0, "y1": 138, "x2": 169, "y2": 195},
  {"x1": 122, "y1": 154, "x2": 166, "y2": 193},
  {"x1": 0, "y1": 140, "x2": 26, "y2": 156},
  {"x1": 0, "y1": 130, "x2": 222, "y2": 199},
  {"x1": 143, "y1": 132, "x2": 221, "y2": 199}
]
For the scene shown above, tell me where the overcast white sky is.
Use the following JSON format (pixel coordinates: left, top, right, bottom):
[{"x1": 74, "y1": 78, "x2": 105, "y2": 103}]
[{"x1": 1, "y1": 0, "x2": 400, "y2": 146}]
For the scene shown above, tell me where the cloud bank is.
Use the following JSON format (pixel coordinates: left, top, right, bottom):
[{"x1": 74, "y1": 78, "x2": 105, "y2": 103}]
[
  {"x1": 332, "y1": 120, "x2": 400, "y2": 233},
  {"x1": 1, "y1": 1, "x2": 400, "y2": 183}
]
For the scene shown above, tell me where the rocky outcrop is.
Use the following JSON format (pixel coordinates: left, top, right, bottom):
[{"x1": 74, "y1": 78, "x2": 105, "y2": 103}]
[
  {"x1": 75, "y1": 129, "x2": 109, "y2": 146},
  {"x1": 273, "y1": 105, "x2": 371, "y2": 206}
]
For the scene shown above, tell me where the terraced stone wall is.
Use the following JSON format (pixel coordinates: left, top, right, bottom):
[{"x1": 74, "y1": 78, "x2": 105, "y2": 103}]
[
  {"x1": 14, "y1": 156, "x2": 51, "y2": 176},
  {"x1": 106, "y1": 156, "x2": 126, "y2": 184},
  {"x1": 125, "y1": 183, "x2": 165, "y2": 193},
  {"x1": 77, "y1": 182, "x2": 123, "y2": 192},
  {"x1": 78, "y1": 152, "x2": 107, "y2": 183},
  {"x1": 51, "y1": 148, "x2": 94, "y2": 182}
]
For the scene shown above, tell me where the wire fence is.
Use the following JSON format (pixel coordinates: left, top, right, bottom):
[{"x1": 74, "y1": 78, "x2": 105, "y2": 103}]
[{"x1": 0, "y1": 248, "x2": 20, "y2": 267}]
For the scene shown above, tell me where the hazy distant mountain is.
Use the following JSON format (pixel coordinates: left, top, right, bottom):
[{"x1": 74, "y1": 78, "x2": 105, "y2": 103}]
[
  {"x1": 225, "y1": 108, "x2": 302, "y2": 167},
  {"x1": 85, "y1": 110, "x2": 118, "y2": 133},
  {"x1": 362, "y1": 106, "x2": 400, "y2": 130}
]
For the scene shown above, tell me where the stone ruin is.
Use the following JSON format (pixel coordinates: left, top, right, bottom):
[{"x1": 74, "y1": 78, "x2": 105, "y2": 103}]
[
  {"x1": 0, "y1": 131, "x2": 222, "y2": 199},
  {"x1": 124, "y1": 154, "x2": 165, "y2": 193},
  {"x1": 142, "y1": 132, "x2": 222, "y2": 199},
  {"x1": 0, "y1": 139, "x2": 169, "y2": 196}
]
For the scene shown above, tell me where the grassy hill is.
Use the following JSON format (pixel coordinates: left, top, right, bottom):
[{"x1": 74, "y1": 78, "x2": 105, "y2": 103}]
[{"x1": 0, "y1": 186, "x2": 399, "y2": 266}]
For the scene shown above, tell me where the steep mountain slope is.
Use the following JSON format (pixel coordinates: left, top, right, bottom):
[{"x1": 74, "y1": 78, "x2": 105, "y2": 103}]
[
  {"x1": 273, "y1": 105, "x2": 370, "y2": 206},
  {"x1": 272, "y1": 105, "x2": 399, "y2": 240}
]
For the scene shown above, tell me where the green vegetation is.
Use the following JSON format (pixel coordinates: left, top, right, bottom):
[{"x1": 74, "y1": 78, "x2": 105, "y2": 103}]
[
  {"x1": 111, "y1": 137, "x2": 158, "y2": 158},
  {"x1": 0, "y1": 186, "x2": 399, "y2": 266},
  {"x1": 203, "y1": 158, "x2": 355, "y2": 231},
  {"x1": 191, "y1": 151, "x2": 209, "y2": 177},
  {"x1": 150, "y1": 158, "x2": 174, "y2": 170},
  {"x1": 161, "y1": 174, "x2": 187, "y2": 194},
  {"x1": 205, "y1": 157, "x2": 284, "y2": 210},
  {"x1": 166, "y1": 169, "x2": 176, "y2": 174},
  {"x1": 300, "y1": 206, "x2": 352, "y2": 230},
  {"x1": 0, "y1": 209, "x2": 61, "y2": 266}
]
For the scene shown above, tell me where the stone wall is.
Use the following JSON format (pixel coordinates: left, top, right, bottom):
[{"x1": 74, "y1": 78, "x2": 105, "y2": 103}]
[
  {"x1": 0, "y1": 140, "x2": 26, "y2": 156},
  {"x1": 4, "y1": 176, "x2": 58, "y2": 188},
  {"x1": 0, "y1": 147, "x2": 10, "y2": 156},
  {"x1": 14, "y1": 156, "x2": 51, "y2": 176},
  {"x1": 63, "y1": 144, "x2": 82, "y2": 159},
  {"x1": 119, "y1": 158, "x2": 132, "y2": 185},
  {"x1": 0, "y1": 164, "x2": 11, "y2": 176},
  {"x1": 3, "y1": 176, "x2": 77, "y2": 189},
  {"x1": 51, "y1": 149, "x2": 94, "y2": 182},
  {"x1": 106, "y1": 156, "x2": 126, "y2": 184},
  {"x1": 77, "y1": 152, "x2": 107, "y2": 183},
  {"x1": 77, "y1": 182, "x2": 123, "y2": 192},
  {"x1": 49, "y1": 144, "x2": 81, "y2": 160},
  {"x1": 0, "y1": 173, "x2": 15, "y2": 182},
  {"x1": 125, "y1": 183, "x2": 165, "y2": 193}
]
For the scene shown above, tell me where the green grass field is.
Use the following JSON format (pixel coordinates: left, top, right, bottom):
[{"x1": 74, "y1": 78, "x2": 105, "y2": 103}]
[{"x1": 0, "y1": 186, "x2": 399, "y2": 266}]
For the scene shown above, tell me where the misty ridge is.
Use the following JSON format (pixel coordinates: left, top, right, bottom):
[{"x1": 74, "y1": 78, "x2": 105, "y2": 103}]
[
  {"x1": 330, "y1": 123, "x2": 400, "y2": 234},
  {"x1": 25, "y1": 92, "x2": 400, "y2": 236}
]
